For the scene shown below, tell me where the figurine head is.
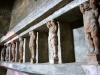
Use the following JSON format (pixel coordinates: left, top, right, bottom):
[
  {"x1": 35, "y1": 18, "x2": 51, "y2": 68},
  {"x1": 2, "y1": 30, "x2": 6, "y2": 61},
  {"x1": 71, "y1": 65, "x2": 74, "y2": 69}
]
[
  {"x1": 46, "y1": 21, "x2": 52, "y2": 28},
  {"x1": 83, "y1": 1, "x2": 90, "y2": 11},
  {"x1": 19, "y1": 36, "x2": 23, "y2": 42},
  {"x1": 46, "y1": 20, "x2": 58, "y2": 28},
  {"x1": 11, "y1": 41, "x2": 14, "y2": 44},
  {"x1": 29, "y1": 31, "x2": 35, "y2": 36}
]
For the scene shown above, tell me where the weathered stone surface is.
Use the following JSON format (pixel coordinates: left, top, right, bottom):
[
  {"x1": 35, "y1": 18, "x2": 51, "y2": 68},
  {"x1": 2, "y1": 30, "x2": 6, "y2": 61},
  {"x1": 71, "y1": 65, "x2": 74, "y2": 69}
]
[
  {"x1": 0, "y1": 62, "x2": 86, "y2": 75},
  {"x1": 88, "y1": 53, "x2": 100, "y2": 65},
  {"x1": 9, "y1": 0, "x2": 63, "y2": 31},
  {"x1": 82, "y1": 65, "x2": 100, "y2": 75},
  {"x1": 0, "y1": 0, "x2": 15, "y2": 38},
  {"x1": 6, "y1": 69, "x2": 28, "y2": 75},
  {"x1": 9, "y1": 0, "x2": 49, "y2": 30},
  {"x1": 72, "y1": 20, "x2": 89, "y2": 62}
]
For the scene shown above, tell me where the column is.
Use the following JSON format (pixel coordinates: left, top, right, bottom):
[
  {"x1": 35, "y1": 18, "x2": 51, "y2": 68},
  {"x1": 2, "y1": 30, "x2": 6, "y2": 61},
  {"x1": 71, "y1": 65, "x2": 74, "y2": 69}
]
[
  {"x1": 23, "y1": 38, "x2": 26, "y2": 63},
  {"x1": 23, "y1": 38, "x2": 30, "y2": 63},
  {"x1": 9, "y1": 44, "x2": 11, "y2": 62},
  {"x1": 15, "y1": 42, "x2": 18, "y2": 62}
]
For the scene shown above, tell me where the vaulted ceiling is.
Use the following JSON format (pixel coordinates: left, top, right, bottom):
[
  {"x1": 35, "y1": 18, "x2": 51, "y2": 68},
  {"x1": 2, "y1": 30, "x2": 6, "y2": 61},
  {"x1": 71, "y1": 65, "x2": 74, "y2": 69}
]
[{"x1": 0, "y1": 0, "x2": 15, "y2": 38}]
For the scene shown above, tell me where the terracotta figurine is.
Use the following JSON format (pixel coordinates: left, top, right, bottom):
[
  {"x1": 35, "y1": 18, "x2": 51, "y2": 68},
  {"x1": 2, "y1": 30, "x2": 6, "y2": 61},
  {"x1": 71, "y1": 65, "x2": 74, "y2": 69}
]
[
  {"x1": 80, "y1": 0, "x2": 100, "y2": 54},
  {"x1": 11, "y1": 41, "x2": 16, "y2": 62},
  {"x1": 29, "y1": 31, "x2": 36, "y2": 63},
  {"x1": 19, "y1": 37, "x2": 24, "y2": 63},
  {"x1": 46, "y1": 20, "x2": 58, "y2": 59}
]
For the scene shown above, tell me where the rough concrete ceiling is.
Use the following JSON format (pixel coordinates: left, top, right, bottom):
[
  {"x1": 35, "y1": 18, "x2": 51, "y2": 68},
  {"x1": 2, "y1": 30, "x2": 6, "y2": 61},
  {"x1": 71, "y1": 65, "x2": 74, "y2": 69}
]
[{"x1": 0, "y1": 0, "x2": 15, "y2": 38}]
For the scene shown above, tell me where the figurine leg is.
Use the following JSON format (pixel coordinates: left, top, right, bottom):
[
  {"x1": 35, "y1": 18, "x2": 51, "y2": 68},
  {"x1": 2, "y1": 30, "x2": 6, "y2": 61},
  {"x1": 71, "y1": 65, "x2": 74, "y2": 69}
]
[
  {"x1": 91, "y1": 29, "x2": 99, "y2": 53},
  {"x1": 85, "y1": 32, "x2": 94, "y2": 53}
]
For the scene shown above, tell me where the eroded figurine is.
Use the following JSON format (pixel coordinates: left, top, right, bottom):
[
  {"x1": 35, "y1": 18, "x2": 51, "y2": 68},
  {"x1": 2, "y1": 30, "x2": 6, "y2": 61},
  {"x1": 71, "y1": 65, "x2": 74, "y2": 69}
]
[
  {"x1": 80, "y1": 0, "x2": 100, "y2": 54},
  {"x1": 46, "y1": 20, "x2": 58, "y2": 59},
  {"x1": 19, "y1": 37, "x2": 24, "y2": 63},
  {"x1": 29, "y1": 31, "x2": 36, "y2": 63},
  {"x1": 11, "y1": 41, "x2": 16, "y2": 62}
]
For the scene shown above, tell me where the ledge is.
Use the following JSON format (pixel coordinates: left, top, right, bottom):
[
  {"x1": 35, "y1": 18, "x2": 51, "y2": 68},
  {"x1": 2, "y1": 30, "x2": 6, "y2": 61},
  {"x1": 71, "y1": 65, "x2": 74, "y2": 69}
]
[
  {"x1": 0, "y1": 0, "x2": 67, "y2": 43},
  {"x1": 3, "y1": 0, "x2": 88, "y2": 45},
  {"x1": 0, "y1": 62, "x2": 87, "y2": 75}
]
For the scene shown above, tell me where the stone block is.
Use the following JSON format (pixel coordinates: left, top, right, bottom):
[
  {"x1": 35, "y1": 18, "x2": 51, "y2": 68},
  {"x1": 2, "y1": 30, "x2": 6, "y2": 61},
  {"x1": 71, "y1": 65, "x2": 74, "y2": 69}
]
[
  {"x1": 30, "y1": 58, "x2": 36, "y2": 64},
  {"x1": 88, "y1": 53, "x2": 100, "y2": 65},
  {"x1": 82, "y1": 65, "x2": 100, "y2": 75}
]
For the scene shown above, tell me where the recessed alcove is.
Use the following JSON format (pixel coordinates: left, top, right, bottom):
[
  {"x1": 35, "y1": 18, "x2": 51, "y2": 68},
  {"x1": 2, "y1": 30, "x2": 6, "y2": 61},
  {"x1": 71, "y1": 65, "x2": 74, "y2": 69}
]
[
  {"x1": 1, "y1": 0, "x2": 95, "y2": 74},
  {"x1": 4, "y1": 6, "x2": 90, "y2": 63}
]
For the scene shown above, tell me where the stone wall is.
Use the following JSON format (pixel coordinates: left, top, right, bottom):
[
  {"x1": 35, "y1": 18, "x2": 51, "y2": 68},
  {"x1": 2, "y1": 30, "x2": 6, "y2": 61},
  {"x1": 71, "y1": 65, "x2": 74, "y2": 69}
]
[
  {"x1": 9, "y1": 0, "x2": 48, "y2": 30},
  {"x1": 1, "y1": 62, "x2": 86, "y2": 75},
  {"x1": 72, "y1": 20, "x2": 89, "y2": 62},
  {"x1": 6, "y1": 69, "x2": 28, "y2": 75}
]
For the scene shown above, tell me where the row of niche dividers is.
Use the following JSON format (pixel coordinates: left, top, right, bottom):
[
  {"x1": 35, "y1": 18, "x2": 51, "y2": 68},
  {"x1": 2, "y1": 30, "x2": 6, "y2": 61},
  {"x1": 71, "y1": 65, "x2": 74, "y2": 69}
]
[
  {"x1": 13, "y1": 31, "x2": 49, "y2": 63},
  {"x1": 6, "y1": 38, "x2": 30, "y2": 63},
  {"x1": 12, "y1": 30, "x2": 59, "y2": 63},
  {"x1": 7, "y1": 41, "x2": 19, "y2": 62},
  {"x1": 5, "y1": 30, "x2": 50, "y2": 63},
  {"x1": 23, "y1": 32, "x2": 49, "y2": 63},
  {"x1": 6, "y1": 21, "x2": 75, "y2": 64}
]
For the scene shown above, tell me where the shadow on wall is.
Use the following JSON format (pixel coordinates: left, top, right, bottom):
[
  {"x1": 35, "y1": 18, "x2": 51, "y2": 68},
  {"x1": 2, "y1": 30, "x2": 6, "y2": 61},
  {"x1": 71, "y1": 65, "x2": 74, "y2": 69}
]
[
  {"x1": 59, "y1": 21, "x2": 75, "y2": 63},
  {"x1": 71, "y1": 19, "x2": 83, "y2": 29}
]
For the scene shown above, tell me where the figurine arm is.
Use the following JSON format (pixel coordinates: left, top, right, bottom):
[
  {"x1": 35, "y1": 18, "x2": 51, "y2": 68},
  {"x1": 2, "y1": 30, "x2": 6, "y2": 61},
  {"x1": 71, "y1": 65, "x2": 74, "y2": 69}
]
[
  {"x1": 47, "y1": 24, "x2": 50, "y2": 28},
  {"x1": 33, "y1": 35, "x2": 36, "y2": 40},
  {"x1": 51, "y1": 20, "x2": 58, "y2": 31},
  {"x1": 79, "y1": 4, "x2": 85, "y2": 14},
  {"x1": 90, "y1": 0, "x2": 97, "y2": 9},
  {"x1": 46, "y1": 22, "x2": 50, "y2": 28},
  {"x1": 94, "y1": 8, "x2": 99, "y2": 18}
]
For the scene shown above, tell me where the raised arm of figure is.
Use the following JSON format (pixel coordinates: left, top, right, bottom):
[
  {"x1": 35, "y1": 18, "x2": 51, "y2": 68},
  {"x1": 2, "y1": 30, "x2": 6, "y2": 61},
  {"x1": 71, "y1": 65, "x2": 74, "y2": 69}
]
[
  {"x1": 51, "y1": 20, "x2": 58, "y2": 31},
  {"x1": 90, "y1": 0, "x2": 97, "y2": 9},
  {"x1": 79, "y1": 4, "x2": 85, "y2": 14}
]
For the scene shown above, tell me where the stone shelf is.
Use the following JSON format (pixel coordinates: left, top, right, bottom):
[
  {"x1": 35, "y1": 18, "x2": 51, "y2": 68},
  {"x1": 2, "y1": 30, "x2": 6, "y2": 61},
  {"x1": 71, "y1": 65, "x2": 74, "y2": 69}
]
[
  {"x1": 0, "y1": 0, "x2": 68, "y2": 43},
  {"x1": 0, "y1": 62, "x2": 87, "y2": 75},
  {"x1": 1, "y1": 0, "x2": 88, "y2": 45}
]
